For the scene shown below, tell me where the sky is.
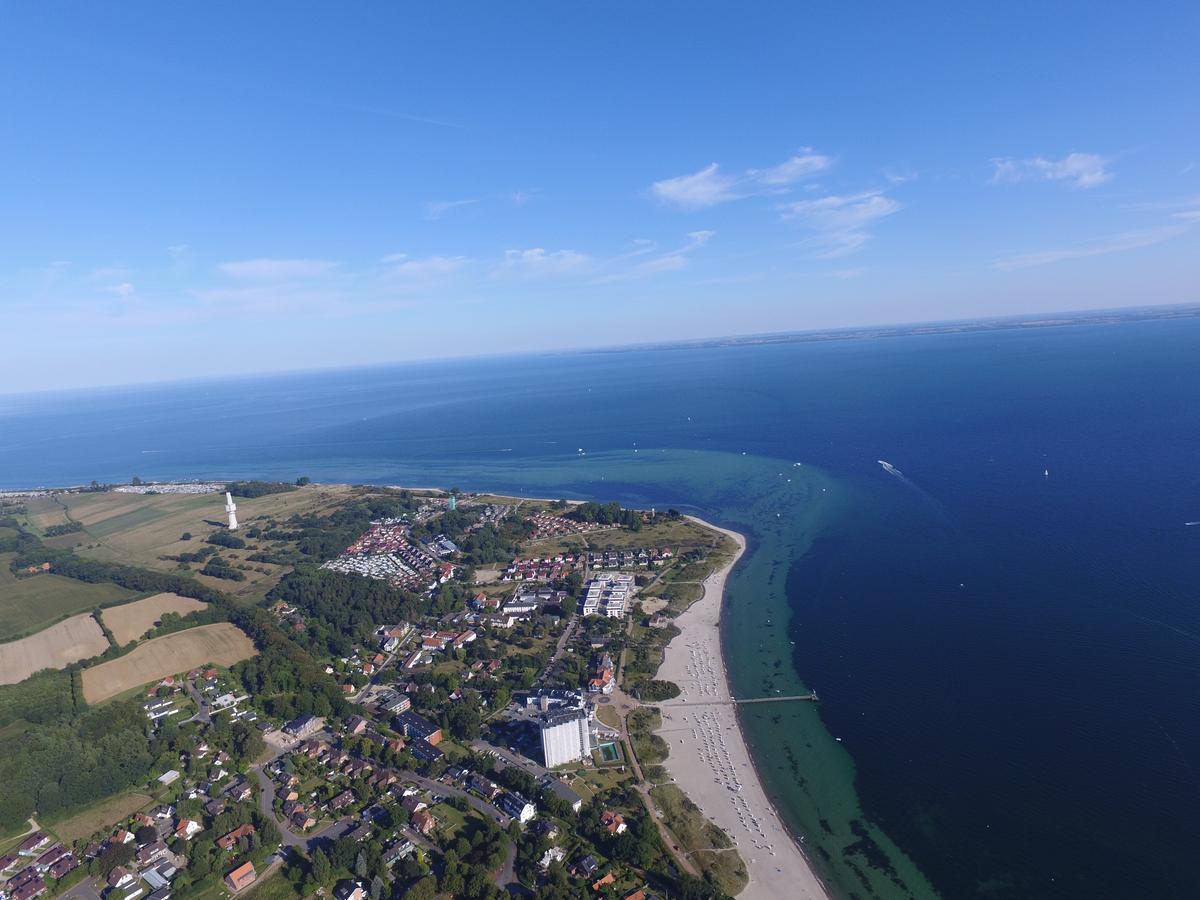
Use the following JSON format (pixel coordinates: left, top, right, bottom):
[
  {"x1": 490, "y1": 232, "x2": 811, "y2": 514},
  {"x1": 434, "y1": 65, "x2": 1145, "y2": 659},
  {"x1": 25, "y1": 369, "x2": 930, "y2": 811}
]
[{"x1": 1, "y1": 2, "x2": 1198, "y2": 392}]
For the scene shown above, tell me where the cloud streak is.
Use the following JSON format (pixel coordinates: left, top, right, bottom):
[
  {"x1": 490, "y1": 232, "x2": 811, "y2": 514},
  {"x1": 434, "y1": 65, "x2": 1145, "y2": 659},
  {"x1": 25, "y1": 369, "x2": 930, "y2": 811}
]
[
  {"x1": 779, "y1": 190, "x2": 901, "y2": 256},
  {"x1": 651, "y1": 149, "x2": 833, "y2": 209},
  {"x1": 995, "y1": 225, "x2": 1188, "y2": 269},
  {"x1": 990, "y1": 152, "x2": 1112, "y2": 189},
  {"x1": 592, "y1": 230, "x2": 715, "y2": 282}
]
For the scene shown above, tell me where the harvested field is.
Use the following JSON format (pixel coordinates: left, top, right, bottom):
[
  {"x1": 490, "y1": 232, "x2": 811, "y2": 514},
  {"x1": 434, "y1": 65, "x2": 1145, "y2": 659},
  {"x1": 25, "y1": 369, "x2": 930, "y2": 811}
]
[
  {"x1": 101, "y1": 592, "x2": 207, "y2": 644},
  {"x1": 50, "y1": 790, "x2": 152, "y2": 843},
  {"x1": 0, "y1": 614, "x2": 109, "y2": 685},
  {"x1": 82, "y1": 622, "x2": 256, "y2": 703}
]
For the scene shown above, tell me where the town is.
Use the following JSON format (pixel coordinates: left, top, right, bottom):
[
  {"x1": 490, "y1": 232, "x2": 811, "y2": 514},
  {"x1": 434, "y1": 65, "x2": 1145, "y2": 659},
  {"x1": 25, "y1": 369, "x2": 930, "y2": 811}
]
[{"x1": 0, "y1": 484, "x2": 745, "y2": 900}]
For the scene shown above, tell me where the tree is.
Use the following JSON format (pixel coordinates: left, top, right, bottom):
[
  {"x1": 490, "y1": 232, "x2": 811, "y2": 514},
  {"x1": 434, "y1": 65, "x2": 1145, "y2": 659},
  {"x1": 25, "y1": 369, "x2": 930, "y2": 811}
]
[
  {"x1": 405, "y1": 876, "x2": 437, "y2": 900},
  {"x1": 355, "y1": 851, "x2": 368, "y2": 879},
  {"x1": 296, "y1": 476, "x2": 312, "y2": 486},
  {"x1": 97, "y1": 841, "x2": 135, "y2": 875},
  {"x1": 310, "y1": 848, "x2": 331, "y2": 886},
  {"x1": 135, "y1": 824, "x2": 158, "y2": 845},
  {"x1": 181, "y1": 532, "x2": 193, "y2": 541},
  {"x1": 370, "y1": 875, "x2": 385, "y2": 900}
]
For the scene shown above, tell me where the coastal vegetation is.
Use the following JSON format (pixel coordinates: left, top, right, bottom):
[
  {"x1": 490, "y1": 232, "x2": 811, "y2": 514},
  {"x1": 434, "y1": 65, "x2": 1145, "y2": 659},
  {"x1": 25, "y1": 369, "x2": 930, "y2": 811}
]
[{"x1": 225, "y1": 479, "x2": 298, "y2": 498}]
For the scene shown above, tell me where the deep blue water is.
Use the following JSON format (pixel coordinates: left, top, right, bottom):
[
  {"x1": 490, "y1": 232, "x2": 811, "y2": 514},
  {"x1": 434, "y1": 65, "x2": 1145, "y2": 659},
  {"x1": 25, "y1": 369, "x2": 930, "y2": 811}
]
[{"x1": 2, "y1": 319, "x2": 1199, "y2": 898}]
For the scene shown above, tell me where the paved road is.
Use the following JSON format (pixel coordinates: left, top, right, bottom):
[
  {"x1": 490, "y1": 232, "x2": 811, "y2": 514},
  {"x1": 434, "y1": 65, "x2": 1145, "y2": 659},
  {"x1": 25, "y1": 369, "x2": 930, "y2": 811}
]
[
  {"x1": 251, "y1": 758, "x2": 355, "y2": 853},
  {"x1": 536, "y1": 613, "x2": 579, "y2": 685},
  {"x1": 183, "y1": 679, "x2": 211, "y2": 724},
  {"x1": 60, "y1": 877, "x2": 103, "y2": 900}
]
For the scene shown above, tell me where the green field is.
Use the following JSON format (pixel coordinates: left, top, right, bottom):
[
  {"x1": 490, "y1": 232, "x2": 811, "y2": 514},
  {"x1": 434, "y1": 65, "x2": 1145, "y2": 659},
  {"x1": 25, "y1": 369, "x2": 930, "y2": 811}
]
[{"x1": 0, "y1": 552, "x2": 137, "y2": 641}]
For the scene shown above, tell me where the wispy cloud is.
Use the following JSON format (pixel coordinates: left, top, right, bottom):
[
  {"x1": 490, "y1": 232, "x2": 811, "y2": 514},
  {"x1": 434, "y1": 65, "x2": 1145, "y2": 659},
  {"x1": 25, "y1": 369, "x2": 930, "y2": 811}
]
[
  {"x1": 990, "y1": 152, "x2": 1112, "y2": 189},
  {"x1": 651, "y1": 163, "x2": 739, "y2": 209},
  {"x1": 425, "y1": 198, "x2": 480, "y2": 220},
  {"x1": 499, "y1": 248, "x2": 589, "y2": 277},
  {"x1": 217, "y1": 258, "x2": 339, "y2": 280},
  {"x1": 884, "y1": 166, "x2": 918, "y2": 185},
  {"x1": 380, "y1": 253, "x2": 469, "y2": 279},
  {"x1": 592, "y1": 231, "x2": 715, "y2": 283},
  {"x1": 651, "y1": 149, "x2": 833, "y2": 209},
  {"x1": 995, "y1": 225, "x2": 1188, "y2": 269},
  {"x1": 106, "y1": 282, "x2": 135, "y2": 297},
  {"x1": 779, "y1": 190, "x2": 901, "y2": 257}
]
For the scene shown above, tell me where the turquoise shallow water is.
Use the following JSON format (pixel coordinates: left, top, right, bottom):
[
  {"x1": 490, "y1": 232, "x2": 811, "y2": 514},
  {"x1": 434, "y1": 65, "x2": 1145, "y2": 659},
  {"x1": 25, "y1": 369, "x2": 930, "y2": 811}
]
[{"x1": 3, "y1": 319, "x2": 1200, "y2": 898}]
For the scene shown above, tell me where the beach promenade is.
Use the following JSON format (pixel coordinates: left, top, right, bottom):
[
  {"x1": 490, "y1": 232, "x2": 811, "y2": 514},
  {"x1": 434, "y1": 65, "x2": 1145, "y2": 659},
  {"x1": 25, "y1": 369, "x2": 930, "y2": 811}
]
[{"x1": 656, "y1": 520, "x2": 828, "y2": 900}]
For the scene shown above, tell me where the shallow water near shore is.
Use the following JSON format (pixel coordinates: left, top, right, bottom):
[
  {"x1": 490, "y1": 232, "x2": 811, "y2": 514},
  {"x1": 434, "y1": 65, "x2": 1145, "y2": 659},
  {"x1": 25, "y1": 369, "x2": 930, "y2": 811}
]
[{"x1": 4, "y1": 318, "x2": 1200, "y2": 898}]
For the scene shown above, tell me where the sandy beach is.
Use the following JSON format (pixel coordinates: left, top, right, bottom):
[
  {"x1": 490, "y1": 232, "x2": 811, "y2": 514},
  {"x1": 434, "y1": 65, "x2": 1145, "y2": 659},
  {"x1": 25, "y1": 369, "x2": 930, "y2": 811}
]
[{"x1": 655, "y1": 518, "x2": 828, "y2": 900}]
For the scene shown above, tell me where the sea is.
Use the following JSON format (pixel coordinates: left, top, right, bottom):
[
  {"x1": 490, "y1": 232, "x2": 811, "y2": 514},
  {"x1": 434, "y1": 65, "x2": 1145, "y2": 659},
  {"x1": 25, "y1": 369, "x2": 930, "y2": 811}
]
[{"x1": 2, "y1": 317, "x2": 1199, "y2": 899}]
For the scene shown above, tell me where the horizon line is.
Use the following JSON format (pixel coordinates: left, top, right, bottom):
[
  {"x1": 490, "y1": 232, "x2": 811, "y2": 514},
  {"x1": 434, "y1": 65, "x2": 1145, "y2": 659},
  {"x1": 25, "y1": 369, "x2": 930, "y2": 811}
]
[{"x1": 2, "y1": 300, "x2": 1198, "y2": 402}]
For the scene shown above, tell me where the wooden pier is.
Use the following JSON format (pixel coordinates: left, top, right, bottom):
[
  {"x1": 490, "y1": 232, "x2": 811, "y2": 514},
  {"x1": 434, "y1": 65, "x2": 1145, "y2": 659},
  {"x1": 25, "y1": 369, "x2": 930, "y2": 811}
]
[{"x1": 658, "y1": 691, "x2": 819, "y2": 708}]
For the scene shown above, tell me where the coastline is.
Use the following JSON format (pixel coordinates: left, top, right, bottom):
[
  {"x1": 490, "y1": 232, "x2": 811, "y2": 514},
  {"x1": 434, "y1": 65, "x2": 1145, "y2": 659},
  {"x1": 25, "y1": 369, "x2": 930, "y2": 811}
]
[{"x1": 655, "y1": 516, "x2": 829, "y2": 900}]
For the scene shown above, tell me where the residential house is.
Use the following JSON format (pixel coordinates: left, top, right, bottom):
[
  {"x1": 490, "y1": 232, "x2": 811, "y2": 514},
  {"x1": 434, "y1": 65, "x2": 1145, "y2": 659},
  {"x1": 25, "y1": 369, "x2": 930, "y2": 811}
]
[
  {"x1": 135, "y1": 841, "x2": 169, "y2": 868},
  {"x1": 400, "y1": 795, "x2": 427, "y2": 815},
  {"x1": 571, "y1": 855, "x2": 599, "y2": 877},
  {"x1": 215, "y1": 824, "x2": 256, "y2": 851},
  {"x1": 410, "y1": 809, "x2": 436, "y2": 836},
  {"x1": 224, "y1": 862, "x2": 257, "y2": 892},
  {"x1": 108, "y1": 867, "x2": 135, "y2": 889},
  {"x1": 48, "y1": 855, "x2": 79, "y2": 880},
  {"x1": 382, "y1": 840, "x2": 415, "y2": 867},
  {"x1": 16, "y1": 833, "x2": 51, "y2": 856},
  {"x1": 11, "y1": 878, "x2": 47, "y2": 900},
  {"x1": 283, "y1": 714, "x2": 323, "y2": 738},
  {"x1": 333, "y1": 881, "x2": 366, "y2": 900},
  {"x1": 175, "y1": 819, "x2": 203, "y2": 841},
  {"x1": 32, "y1": 846, "x2": 67, "y2": 873},
  {"x1": 600, "y1": 811, "x2": 627, "y2": 835},
  {"x1": 498, "y1": 791, "x2": 536, "y2": 824},
  {"x1": 329, "y1": 790, "x2": 356, "y2": 811}
]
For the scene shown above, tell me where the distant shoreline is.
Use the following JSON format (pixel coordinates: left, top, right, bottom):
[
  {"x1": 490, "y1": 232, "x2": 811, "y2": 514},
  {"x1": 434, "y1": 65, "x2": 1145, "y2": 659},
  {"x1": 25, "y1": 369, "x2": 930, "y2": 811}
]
[{"x1": 3, "y1": 302, "x2": 1196, "y2": 401}]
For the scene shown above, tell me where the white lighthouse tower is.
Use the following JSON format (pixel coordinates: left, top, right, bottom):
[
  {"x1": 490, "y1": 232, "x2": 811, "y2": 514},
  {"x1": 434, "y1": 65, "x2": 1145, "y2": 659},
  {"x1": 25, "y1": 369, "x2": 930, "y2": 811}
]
[{"x1": 225, "y1": 492, "x2": 238, "y2": 531}]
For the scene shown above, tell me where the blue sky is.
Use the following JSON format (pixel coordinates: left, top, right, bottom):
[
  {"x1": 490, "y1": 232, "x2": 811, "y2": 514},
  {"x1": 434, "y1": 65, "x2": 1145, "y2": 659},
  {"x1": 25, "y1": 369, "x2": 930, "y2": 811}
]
[{"x1": 2, "y1": 2, "x2": 1197, "y2": 391}]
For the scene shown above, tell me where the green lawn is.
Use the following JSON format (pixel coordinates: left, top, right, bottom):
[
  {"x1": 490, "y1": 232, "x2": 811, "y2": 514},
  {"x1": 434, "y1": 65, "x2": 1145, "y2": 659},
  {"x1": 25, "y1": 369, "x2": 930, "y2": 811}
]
[{"x1": 0, "y1": 555, "x2": 137, "y2": 640}]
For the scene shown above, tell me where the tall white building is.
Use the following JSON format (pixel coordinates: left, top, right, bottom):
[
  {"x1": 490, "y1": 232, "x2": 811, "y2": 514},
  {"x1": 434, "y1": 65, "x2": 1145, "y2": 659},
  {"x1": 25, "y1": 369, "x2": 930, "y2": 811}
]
[
  {"x1": 540, "y1": 706, "x2": 592, "y2": 768},
  {"x1": 225, "y1": 492, "x2": 238, "y2": 530}
]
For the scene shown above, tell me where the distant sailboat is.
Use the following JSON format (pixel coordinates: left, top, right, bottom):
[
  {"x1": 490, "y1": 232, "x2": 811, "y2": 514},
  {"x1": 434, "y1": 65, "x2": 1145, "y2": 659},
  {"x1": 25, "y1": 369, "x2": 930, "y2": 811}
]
[
  {"x1": 1187, "y1": 521, "x2": 1200, "y2": 526},
  {"x1": 1044, "y1": 469, "x2": 1050, "y2": 477}
]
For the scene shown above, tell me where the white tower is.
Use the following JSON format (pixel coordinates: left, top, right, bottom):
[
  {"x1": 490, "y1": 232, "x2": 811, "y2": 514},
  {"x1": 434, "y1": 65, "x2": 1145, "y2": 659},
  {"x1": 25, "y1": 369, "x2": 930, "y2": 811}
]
[{"x1": 225, "y1": 492, "x2": 238, "y2": 531}]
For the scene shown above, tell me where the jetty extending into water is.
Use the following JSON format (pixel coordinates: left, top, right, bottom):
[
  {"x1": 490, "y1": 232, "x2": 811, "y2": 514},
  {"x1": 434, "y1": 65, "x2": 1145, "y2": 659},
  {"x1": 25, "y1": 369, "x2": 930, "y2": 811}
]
[{"x1": 659, "y1": 691, "x2": 819, "y2": 709}]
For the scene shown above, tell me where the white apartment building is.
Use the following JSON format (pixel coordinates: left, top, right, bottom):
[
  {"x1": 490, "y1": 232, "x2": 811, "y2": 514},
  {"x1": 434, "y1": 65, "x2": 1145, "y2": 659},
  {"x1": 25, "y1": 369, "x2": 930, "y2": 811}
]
[
  {"x1": 581, "y1": 572, "x2": 635, "y2": 618},
  {"x1": 539, "y1": 706, "x2": 592, "y2": 768}
]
